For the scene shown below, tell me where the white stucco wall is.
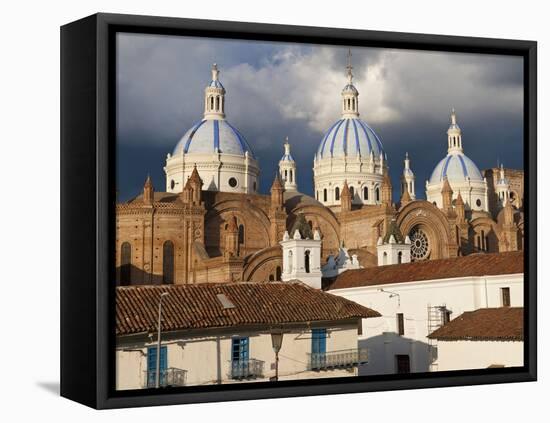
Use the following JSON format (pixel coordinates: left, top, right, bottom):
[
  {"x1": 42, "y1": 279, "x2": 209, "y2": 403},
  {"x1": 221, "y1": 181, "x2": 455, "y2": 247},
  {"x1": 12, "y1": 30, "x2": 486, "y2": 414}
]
[
  {"x1": 116, "y1": 322, "x2": 361, "y2": 390},
  {"x1": 434, "y1": 340, "x2": 523, "y2": 371},
  {"x1": 331, "y1": 273, "x2": 523, "y2": 375}
]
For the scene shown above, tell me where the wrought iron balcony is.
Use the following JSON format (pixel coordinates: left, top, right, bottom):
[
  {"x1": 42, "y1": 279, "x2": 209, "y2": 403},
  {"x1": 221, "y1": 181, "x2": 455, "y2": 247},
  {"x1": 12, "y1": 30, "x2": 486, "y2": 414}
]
[
  {"x1": 308, "y1": 348, "x2": 369, "y2": 370},
  {"x1": 229, "y1": 358, "x2": 265, "y2": 380},
  {"x1": 144, "y1": 367, "x2": 187, "y2": 388}
]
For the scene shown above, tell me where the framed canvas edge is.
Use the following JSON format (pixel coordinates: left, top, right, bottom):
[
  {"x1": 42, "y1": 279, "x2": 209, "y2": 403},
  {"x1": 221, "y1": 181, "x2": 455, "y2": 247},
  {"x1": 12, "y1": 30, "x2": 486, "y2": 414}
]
[{"x1": 61, "y1": 12, "x2": 537, "y2": 410}]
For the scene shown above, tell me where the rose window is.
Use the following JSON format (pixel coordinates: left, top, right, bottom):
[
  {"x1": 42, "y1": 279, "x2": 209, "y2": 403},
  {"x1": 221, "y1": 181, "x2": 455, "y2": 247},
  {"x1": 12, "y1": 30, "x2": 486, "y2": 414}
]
[{"x1": 410, "y1": 227, "x2": 430, "y2": 261}]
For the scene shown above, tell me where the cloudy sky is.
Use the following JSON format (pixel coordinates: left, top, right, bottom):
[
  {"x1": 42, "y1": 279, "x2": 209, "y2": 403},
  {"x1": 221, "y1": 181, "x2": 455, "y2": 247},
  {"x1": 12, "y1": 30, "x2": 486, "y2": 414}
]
[{"x1": 116, "y1": 32, "x2": 524, "y2": 202}]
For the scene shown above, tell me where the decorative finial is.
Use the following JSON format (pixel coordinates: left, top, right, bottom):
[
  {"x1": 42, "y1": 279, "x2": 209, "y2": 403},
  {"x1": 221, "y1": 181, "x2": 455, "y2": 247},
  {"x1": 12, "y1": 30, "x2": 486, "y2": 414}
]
[
  {"x1": 211, "y1": 63, "x2": 219, "y2": 81},
  {"x1": 451, "y1": 108, "x2": 457, "y2": 125},
  {"x1": 346, "y1": 49, "x2": 353, "y2": 84}
]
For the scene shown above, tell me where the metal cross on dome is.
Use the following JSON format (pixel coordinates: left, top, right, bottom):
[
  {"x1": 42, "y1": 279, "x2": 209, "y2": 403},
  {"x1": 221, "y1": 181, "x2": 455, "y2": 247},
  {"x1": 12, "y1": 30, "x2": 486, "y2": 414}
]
[{"x1": 346, "y1": 48, "x2": 353, "y2": 83}]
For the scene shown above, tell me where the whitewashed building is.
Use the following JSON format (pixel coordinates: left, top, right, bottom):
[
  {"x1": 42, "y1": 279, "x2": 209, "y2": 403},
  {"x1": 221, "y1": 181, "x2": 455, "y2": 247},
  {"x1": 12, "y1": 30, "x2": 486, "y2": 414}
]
[
  {"x1": 116, "y1": 282, "x2": 379, "y2": 390},
  {"x1": 327, "y1": 250, "x2": 524, "y2": 375},
  {"x1": 428, "y1": 307, "x2": 523, "y2": 370}
]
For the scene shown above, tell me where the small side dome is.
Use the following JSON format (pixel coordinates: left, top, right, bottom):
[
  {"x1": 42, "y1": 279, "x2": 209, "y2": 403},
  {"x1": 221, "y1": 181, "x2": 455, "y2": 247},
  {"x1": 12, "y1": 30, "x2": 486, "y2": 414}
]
[{"x1": 429, "y1": 152, "x2": 483, "y2": 184}]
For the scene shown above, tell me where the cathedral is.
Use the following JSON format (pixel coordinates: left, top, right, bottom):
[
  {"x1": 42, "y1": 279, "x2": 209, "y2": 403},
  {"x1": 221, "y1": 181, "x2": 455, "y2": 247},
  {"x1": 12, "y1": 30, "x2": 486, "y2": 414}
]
[{"x1": 115, "y1": 55, "x2": 524, "y2": 286}]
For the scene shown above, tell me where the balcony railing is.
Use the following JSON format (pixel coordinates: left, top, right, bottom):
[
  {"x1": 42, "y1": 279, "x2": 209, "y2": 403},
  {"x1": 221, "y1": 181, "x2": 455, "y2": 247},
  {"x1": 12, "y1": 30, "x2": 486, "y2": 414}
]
[
  {"x1": 308, "y1": 348, "x2": 369, "y2": 371},
  {"x1": 229, "y1": 358, "x2": 265, "y2": 380},
  {"x1": 144, "y1": 367, "x2": 187, "y2": 388}
]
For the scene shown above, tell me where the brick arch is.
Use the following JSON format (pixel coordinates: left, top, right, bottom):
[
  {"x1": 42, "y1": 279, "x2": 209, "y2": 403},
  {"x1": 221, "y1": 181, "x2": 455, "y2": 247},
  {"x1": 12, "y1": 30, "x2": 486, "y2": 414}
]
[
  {"x1": 205, "y1": 199, "x2": 271, "y2": 258},
  {"x1": 396, "y1": 201, "x2": 455, "y2": 260},
  {"x1": 242, "y1": 246, "x2": 283, "y2": 282},
  {"x1": 288, "y1": 204, "x2": 341, "y2": 261}
]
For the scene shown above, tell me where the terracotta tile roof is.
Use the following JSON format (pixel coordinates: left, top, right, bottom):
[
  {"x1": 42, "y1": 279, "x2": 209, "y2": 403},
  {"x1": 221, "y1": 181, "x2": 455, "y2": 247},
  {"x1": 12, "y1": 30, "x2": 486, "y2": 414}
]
[
  {"x1": 428, "y1": 307, "x2": 523, "y2": 341},
  {"x1": 326, "y1": 251, "x2": 523, "y2": 290},
  {"x1": 116, "y1": 282, "x2": 380, "y2": 336}
]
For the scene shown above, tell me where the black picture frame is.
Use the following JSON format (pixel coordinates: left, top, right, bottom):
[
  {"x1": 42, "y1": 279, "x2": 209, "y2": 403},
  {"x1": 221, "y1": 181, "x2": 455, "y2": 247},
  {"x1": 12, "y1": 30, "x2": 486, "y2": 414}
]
[{"x1": 60, "y1": 12, "x2": 537, "y2": 409}]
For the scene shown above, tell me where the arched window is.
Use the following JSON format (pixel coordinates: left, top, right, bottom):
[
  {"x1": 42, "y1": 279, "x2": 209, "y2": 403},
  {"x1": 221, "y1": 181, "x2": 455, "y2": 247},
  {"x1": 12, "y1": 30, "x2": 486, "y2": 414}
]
[
  {"x1": 284, "y1": 169, "x2": 288, "y2": 179},
  {"x1": 481, "y1": 230, "x2": 485, "y2": 251},
  {"x1": 210, "y1": 96, "x2": 214, "y2": 110},
  {"x1": 363, "y1": 187, "x2": 368, "y2": 200},
  {"x1": 335, "y1": 187, "x2": 340, "y2": 201},
  {"x1": 120, "y1": 242, "x2": 131, "y2": 286},
  {"x1": 323, "y1": 189, "x2": 327, "y2": 202},
  {"x1": 288, "y1": 250, "x2": 293, "y2": 273},
  {"x1": 398, "y1": 251, "x2": 402, "y2": 264},
  {"x1": 304, "y1": 250, "x2": 311, "y2": 273},
  {"x1": 276, "y1": 266, "x2": 282, "y2": 281},
  {"x1": 352, "y1": 98, "x2": 355, "y2": 110},
  {"x1": 215, "y1": 96, "x2": 220, "y2": 111},
  {"x1": 290, "y1": 170, "x2": 293, "y2": 182},
  {"x1": 238, "y1": 224, "x2": 244, "y2": 255},
  {"x1": 383, "y1": 252, "x2": 387, "y2": 265},
  {"x1": 375, "y1": 187, "x2": 380, "y2": 202},
  {"x1": 162, "y1": 241, "x2": 174, "y2": 284},
  {"x1": 350, "y1": 186, "x2": 354, "y2": 198},
  {"x1": 269, "y1": 274, "x2": 274, "y2": 281}
]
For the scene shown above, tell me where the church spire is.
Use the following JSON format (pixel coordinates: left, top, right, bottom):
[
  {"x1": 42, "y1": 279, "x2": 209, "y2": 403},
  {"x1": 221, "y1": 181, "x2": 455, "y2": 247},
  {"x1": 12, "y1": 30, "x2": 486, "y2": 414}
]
[
  {"x1": 204, "y1": 63, "x2": 226, "y2": 120},
  {"x1": 279, "y1": 136, "x2": 297, "y2": 191},
  {"x1": 447, "y1": 108, "x2": 463, "y2": 154},
  {"x1": 401, "y1": 152, "x2": 416, "y2": 200},
  {"x1": 341, "y1": 49, "x2": 359, "y2": 118}
]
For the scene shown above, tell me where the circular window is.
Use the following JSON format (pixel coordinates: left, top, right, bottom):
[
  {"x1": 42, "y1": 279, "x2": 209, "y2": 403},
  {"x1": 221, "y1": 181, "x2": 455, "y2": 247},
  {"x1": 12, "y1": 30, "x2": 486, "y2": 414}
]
[
  {"x1": 228, "y1": 177, "x2": 238, "y2": 188},
  {"x1": 410, "y1": 227, "x2": 430, "y2": 261},
  {"x1": 476, "y1": 199, "x2": 482, "y2": 207},
  {"x1": 170, "y1": 179, "x2": 175, "y2": 190}
]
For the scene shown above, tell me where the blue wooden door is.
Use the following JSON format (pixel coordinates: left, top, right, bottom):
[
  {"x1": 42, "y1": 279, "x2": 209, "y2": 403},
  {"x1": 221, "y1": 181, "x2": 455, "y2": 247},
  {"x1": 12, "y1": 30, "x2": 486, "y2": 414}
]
[{"x1": 147, "y1": 346, "x2": 167, "y2": 387}]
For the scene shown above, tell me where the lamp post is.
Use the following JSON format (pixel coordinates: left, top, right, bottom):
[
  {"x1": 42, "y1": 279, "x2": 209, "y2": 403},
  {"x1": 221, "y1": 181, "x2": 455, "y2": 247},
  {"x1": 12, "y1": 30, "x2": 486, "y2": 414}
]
[
  {"x1": 271, "y1": 330, "x2": 284, "y2": 382},
  {"x1": 155, "y1": 292, "x2": 169, "y2": 388}
]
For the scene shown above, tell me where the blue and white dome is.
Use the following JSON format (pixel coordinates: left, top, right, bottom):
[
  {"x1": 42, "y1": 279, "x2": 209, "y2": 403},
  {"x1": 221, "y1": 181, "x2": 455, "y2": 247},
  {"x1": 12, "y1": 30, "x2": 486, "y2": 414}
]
[
  {"x1": 172, "y1": 119, "x2": 255, "y2": 158},
  {"x1": 429, "y1": 152, "x2": 483, "y2": 184},
  {"x1": 317, "y1": 117, "x2": 384, "y2": 159},
  {"x1": 165, "y1": 63, "x2": 260, "y2": 195}
]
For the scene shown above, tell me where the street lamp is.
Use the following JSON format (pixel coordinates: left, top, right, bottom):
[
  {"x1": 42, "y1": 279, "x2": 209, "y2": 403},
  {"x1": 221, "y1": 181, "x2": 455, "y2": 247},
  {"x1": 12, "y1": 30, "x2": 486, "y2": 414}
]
[
  {"x1": 155, "y1": 292, "x2": 169, "y2": 388},
  {"x1": 271, "y1": 330, "x2": 284, "y2": 382}
]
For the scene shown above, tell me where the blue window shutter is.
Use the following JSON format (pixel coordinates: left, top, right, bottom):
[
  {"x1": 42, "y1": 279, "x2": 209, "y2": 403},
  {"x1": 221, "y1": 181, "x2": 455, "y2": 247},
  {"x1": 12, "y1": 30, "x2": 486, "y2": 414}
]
[
  {"x1": 311, "y1": 329, "x2": 327, "y2": 354},
  {"x1": 147, "y1": 346, "x2": 167, "y2": 371},
  {"x1": 231, "y1": 337, "x2": 249, "y2": 362}
]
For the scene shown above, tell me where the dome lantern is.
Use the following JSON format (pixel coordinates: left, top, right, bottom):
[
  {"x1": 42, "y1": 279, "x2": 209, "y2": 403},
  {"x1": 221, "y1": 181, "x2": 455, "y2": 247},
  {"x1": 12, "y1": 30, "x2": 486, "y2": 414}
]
[
  {"x1": 204, "y1": 63, "x2": 226, "y2": 120},
  {"x1": 447, "y1": 108, "x2": 463, "y2": 154}
]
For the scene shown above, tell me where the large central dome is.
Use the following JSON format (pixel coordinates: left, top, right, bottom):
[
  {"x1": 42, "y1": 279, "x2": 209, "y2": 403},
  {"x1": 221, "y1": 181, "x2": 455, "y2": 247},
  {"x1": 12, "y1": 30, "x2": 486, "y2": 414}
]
[
  {"x1": 313, "y1": 50, "x2": 387, "y2": 208},
  {"x1": 316, "y1": 117, "x2": 384, "y2": 159}
]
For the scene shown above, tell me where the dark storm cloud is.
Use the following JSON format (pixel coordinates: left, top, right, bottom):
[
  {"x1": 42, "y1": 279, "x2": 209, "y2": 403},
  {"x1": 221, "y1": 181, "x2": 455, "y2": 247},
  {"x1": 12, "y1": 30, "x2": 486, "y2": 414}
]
[{"x1": 116, "y1": 33, "x2": 523, "y2": 202}]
